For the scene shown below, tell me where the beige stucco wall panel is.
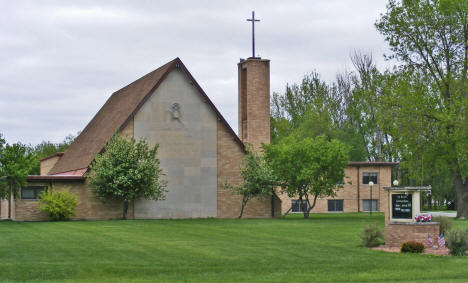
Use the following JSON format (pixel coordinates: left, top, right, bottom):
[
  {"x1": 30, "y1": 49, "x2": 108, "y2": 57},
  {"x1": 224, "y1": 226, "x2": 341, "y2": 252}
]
[{"x1": 133, "y1": 68, "x2": 218, "y2": 219}]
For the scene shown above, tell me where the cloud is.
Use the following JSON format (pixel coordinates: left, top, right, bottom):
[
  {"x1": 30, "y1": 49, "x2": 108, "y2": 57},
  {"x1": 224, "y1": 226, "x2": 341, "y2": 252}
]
[{"x1": 0, "y1": 0, "x2": 391, "y2": 144}]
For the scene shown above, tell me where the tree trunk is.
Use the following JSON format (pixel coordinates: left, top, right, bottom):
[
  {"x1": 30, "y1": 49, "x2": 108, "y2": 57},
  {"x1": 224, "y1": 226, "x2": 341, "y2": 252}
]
[
  {"x1": 306, "y1": 194, "x2": 319, "y2": 218},
  {"x1": 239, "y1": 196, "x2": 248, "y2": 219},
  {"x1": 122, "y1": 201, "x2": 129, "y2": 220},
  {"x1": 304, "y1": 194, "x2": 318, "y2": 218},
  {"x1": 455, "y1": 173, "x2": 468, "y2": 219},
  {"x1": 376, "y1": 129, "x2": 382, "y2": 162},
  {"x1": 300, "y1": 195, "x2": 309, "y2": 219},
  {"x1": 8, "y1": 183, "x2": 11, "y2": 219},
  {"x1": 301, "y1": 194, "x2": 310, "y2": 219}
]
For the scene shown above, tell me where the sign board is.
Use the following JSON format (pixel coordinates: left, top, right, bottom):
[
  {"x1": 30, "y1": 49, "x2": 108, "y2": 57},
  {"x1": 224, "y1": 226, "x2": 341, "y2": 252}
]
[{"x1": 392, "y1": 194, "x2": 412, "y2": 219}]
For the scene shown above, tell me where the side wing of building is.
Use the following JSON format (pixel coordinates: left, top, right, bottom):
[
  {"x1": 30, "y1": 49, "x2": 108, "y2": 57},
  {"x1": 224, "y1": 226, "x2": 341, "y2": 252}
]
[{"x1": 278, "y1": 163, "x2": 395, "y2": 215}]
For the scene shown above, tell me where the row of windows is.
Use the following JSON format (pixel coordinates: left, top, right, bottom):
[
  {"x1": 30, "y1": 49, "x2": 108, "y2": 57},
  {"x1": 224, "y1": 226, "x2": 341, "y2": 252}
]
[{"x1": 291, "y1": 199, "x2": 379, "y2": 213}]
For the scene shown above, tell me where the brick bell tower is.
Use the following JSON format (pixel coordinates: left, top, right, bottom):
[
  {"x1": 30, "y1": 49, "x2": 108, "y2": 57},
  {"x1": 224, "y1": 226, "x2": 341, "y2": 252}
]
[
  {"x1": 238, "y1": 9, "x2": 270, "y2": 150},
  {"x1": 238, "y1": 57, "x2": 270, "y2": 150}
]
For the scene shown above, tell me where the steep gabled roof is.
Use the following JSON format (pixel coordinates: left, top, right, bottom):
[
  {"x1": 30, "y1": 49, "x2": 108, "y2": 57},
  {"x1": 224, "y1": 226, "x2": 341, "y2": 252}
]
[{"x1": 49, "y1": 58, "x2": 244, "y2": 175}]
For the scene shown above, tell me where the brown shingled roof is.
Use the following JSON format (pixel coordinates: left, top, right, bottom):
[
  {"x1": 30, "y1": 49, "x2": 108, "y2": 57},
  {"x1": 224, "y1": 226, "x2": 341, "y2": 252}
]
[{"x1": 49, "y1": 58, "x2": 244, "y2": 175}]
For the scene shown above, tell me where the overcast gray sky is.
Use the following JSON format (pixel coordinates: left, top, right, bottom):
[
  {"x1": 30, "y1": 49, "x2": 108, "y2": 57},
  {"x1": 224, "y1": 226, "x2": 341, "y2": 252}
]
[{"x1": 0, "y1": 0, "x2": 391, "y2": 145}]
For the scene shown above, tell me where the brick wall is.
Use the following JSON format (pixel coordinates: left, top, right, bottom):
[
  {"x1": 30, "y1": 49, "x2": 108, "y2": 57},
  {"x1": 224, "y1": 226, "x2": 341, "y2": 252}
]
[
  {"x1": 14, "y1": 181, "x2": 132, "y2": 221},
  {"x1": 217, "y1": 121, "x2": 279, "y2": 218},
  {"x1": 279, "y1": 165, "x2": 392, "y2": 214},
  {"x1": 14, "y1": 198, "x2": 48, "y2": 221},
  {"x1": 385, "y1": 223, "x2": 440, "y2": 247},
  {"x1": 237, "y1": 58, "x2": 270, "y2": 150}
]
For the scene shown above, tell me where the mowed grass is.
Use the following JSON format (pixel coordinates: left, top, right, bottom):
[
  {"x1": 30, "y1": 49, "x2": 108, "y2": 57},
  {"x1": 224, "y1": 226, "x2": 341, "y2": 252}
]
[{"x1": 1, "y1": 213, "x2": 467, "y2": 282}]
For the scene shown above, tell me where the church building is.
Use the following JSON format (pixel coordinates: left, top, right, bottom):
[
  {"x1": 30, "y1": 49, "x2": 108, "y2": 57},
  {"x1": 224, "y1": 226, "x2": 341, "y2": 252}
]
[{"x1": 2, "y1": 57, "x2": 282, "y2": 221}]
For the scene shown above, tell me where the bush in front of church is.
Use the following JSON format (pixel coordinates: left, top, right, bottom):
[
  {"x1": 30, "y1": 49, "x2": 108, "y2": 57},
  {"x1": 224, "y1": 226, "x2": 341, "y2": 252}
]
[
  {"x1": 360, "y1": 223, "x2": 384, "y2": 247},
  {"x1": 400, "y1": 241, "x2": 425, "y2": 253},
  {"x1": 39, "y1": 188, "x2": 77, "y2": 221}
]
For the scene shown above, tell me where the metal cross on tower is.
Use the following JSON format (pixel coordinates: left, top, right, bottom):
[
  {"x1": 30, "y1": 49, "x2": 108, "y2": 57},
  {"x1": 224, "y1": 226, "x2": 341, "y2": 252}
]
[{"x1": 246, "y1": 11, "x2": 260, "y2": 58}]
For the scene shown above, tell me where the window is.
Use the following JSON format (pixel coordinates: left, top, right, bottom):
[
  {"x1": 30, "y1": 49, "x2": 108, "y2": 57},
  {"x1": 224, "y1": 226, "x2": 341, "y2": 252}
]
[
  {"x1": 291, "y1": 200, "x2": 308, "y2": 213},
  {"x1": 328, "y1": 199, "x2": 343, "y2": 212},
  {"x1": 362, "y1": 172, "x2": 378, "y2": 184},
  {"x1": 21, "y1": 186, "x2": 46, "y2": 200},
  {"x1": 363, "y1": 199, "x2": 379, "y2": 212}
]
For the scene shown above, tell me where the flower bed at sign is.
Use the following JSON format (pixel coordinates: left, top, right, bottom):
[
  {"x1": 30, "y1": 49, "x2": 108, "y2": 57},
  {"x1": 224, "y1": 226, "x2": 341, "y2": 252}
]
[{"x1": 415, "y1": 214, "x2": 432, "y2": 223}]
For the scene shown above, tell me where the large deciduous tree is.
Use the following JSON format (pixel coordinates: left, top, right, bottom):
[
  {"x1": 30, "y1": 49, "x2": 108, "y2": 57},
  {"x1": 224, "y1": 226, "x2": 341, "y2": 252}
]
[
  {"x1": 88, "y1": 133, "x2": 167, "y2": 219},
  {"x1": 376, "y1": 0, "x2": 468, "y2": 218},
  {"x1": 263, "y1": 135, "x2": 349, "y2": 218},
  {"x1": 222, "y1": 145, "x2": 276, "y2": 218},
  {"x1": 270, "y1": 55, "x2": 395, "y2": 163}
]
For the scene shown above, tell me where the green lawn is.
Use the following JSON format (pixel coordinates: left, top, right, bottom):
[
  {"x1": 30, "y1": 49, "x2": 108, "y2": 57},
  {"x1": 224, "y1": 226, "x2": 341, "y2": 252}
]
[{"x1": 1, "y1": 213, "x2": 467, "y2": 282}]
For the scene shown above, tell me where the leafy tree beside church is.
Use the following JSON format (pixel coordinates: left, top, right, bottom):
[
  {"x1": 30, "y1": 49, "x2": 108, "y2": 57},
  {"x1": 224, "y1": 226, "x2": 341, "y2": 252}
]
[
  {"x1": 223, "y1": 145, "x2": 276, "y2": 218},
  {"x1": 88, "y1": 133, "x2": 167, "y2": 219},
  {"x1": 264, "y1": 135, "x2": 349, "y2": 218}
]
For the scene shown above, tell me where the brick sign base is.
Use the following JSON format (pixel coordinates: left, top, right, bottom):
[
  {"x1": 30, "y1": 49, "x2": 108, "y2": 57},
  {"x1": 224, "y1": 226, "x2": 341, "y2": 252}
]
[{"x1": 385, "y1": 222, "x2": 440, "y2": 247}]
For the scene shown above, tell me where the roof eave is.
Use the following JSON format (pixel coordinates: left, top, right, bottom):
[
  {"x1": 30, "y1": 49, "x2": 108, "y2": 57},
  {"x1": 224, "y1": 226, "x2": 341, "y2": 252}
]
[
  {"x1": 383, "y1": 186, "x2": 432, "y2": 192},
  {"x1": 27, "y1": 175, "x2": 85, "y2": 181},
  {"x1": 348, "y1": 161, "x2": 399, "y2": 167}
]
